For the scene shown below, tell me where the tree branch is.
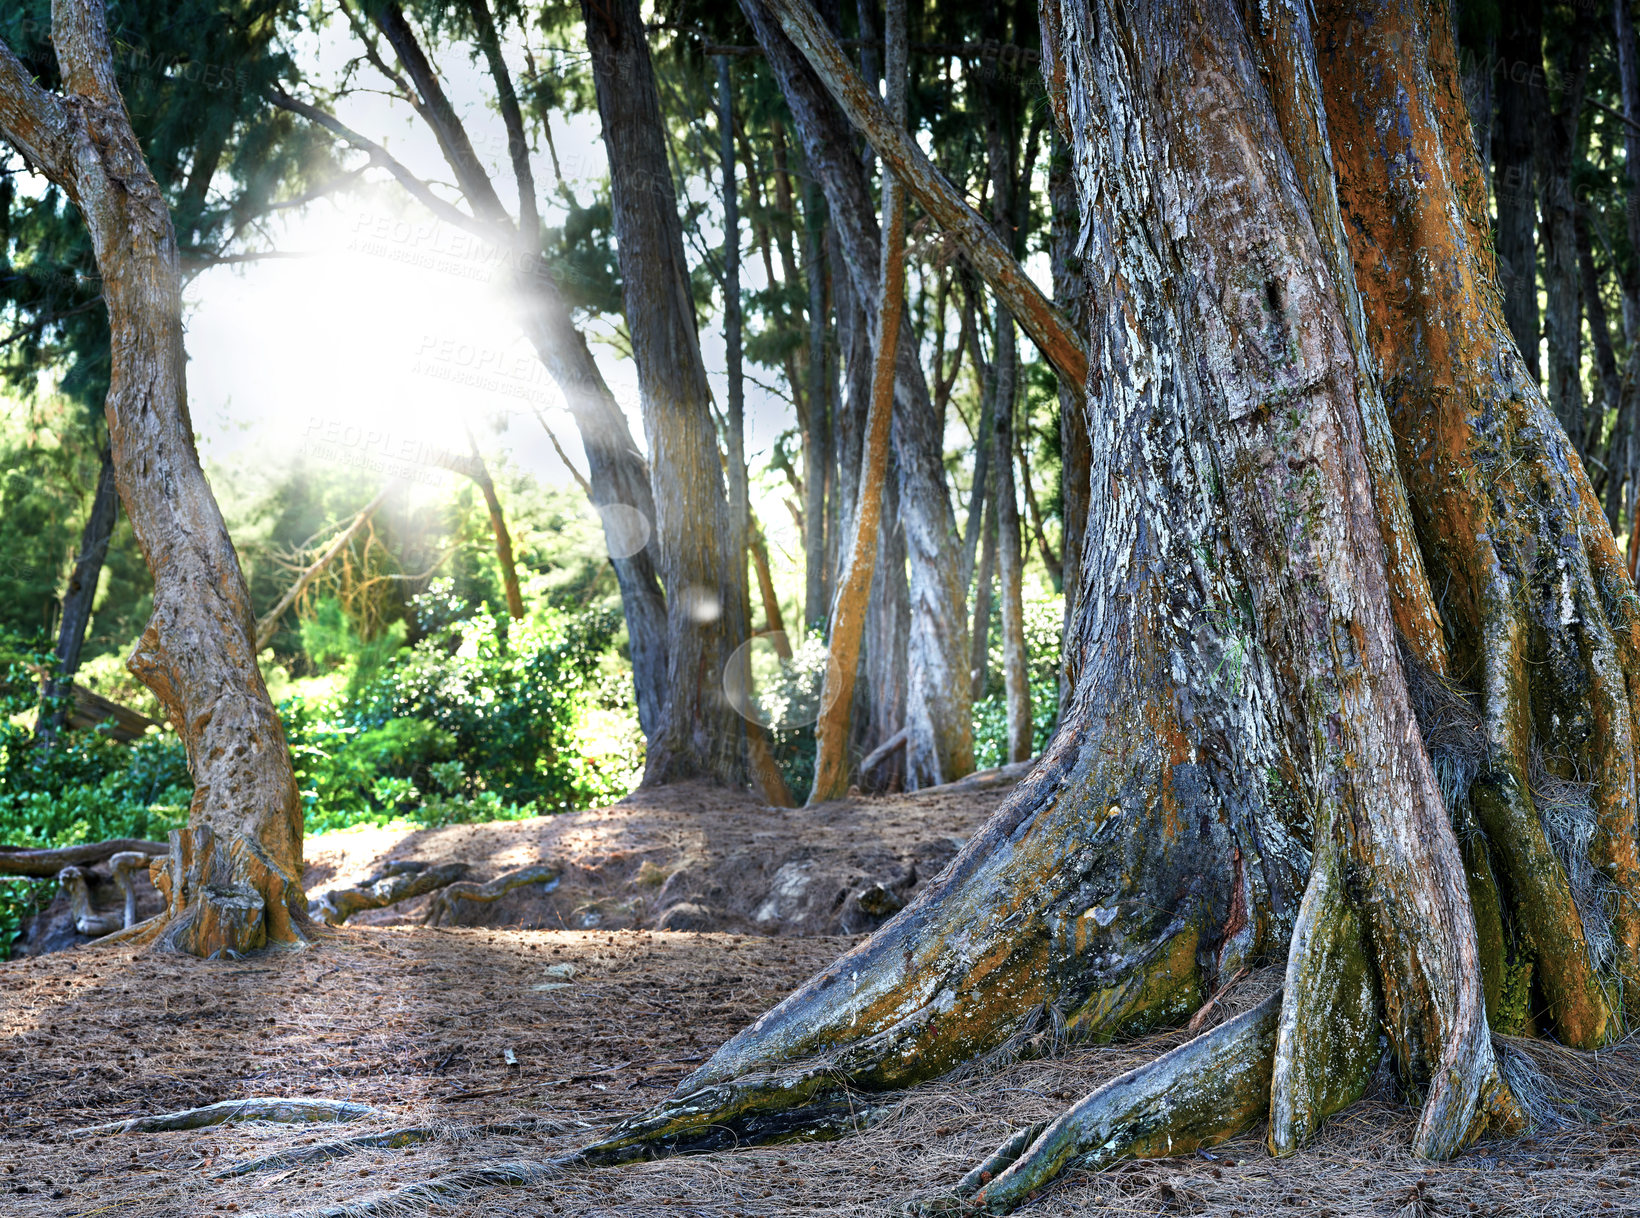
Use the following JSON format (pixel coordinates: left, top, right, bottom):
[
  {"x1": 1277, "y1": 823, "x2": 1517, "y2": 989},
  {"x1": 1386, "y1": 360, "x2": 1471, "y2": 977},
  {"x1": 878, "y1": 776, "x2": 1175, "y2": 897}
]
[
  {"x1": 0, "y1": 35, "x2": 72, "y2": 185},
  {"x1": 49, "y1": 0, "x2": 120, "y2": 107},
  {"x1": 465, "y1": 0, "x2": 539, "y2": 239},
  {"x1": 268, "y1": 87, "x2": 504, "y2": 244},
  {"x1": 759, "y1": 0, "x2": 1087, "y2": 389}
]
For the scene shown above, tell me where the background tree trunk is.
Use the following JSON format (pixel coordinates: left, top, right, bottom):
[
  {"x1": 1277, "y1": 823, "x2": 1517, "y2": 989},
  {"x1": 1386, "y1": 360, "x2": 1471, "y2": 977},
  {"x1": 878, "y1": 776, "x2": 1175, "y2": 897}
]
[
  {"x1": 584, "y1": 0, "x2": 751, "y2": 788},
  {"x1": 745, "y1": 0, "x2": 974, "y2": 788},
  {"x1": 36, "y1": 443, "x2": 117, "y2": 746},
  {"x1": 0, "y1": 0, "x2": 308, "y2": 958},
  {"x1": 1493, "y1": 0, "x2": 1543, "y2": 381}
]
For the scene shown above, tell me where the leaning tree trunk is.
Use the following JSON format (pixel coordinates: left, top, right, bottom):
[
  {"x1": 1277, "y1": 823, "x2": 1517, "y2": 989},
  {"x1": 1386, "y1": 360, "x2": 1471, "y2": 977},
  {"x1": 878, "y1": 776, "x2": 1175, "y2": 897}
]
[
  {"x1": 1050, "y1": 136, "x2": 1091, "y2": 705},
  {"x1": 36, "y1": 442, "x2": 118, "y2": 746},
  {"x1": 0, "y1": 0, "x2": 308, "y2": 959},
  {"x1": 584, "y1": 0, "x2": 752, "y2": 788}
]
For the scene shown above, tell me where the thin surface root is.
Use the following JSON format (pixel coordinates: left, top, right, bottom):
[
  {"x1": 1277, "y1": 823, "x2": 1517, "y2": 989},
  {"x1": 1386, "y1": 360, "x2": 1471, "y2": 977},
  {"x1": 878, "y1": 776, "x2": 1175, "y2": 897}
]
[{"x1": 72, "y1": 1097, "x2": 387, "y2": 1136}]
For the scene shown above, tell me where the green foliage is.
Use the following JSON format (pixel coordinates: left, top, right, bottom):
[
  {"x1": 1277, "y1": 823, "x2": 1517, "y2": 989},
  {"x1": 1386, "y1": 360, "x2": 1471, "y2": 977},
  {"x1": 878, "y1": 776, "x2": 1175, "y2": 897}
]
[
  {"x1": 971, "y1": 587, "x2": 1063, "y2": 771},
  {"x1": 285, "y1": 586, "x2": 635, "y2": 834}
]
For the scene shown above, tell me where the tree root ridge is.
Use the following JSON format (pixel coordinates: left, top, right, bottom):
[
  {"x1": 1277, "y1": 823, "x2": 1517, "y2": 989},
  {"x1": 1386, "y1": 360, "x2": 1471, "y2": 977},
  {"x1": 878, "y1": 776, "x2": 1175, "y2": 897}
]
[
  {"x1": 311, "y1": 861, "x2": 471, "y2": 926},
  {"x1": 72, "y1": 1097, "x2": 385, "y2": 1136},
  {"x1": 422, "y1": 863, "x2": 561, "y2": 927},
  {"x1": 210, "y1": 1120, "x2": 572, "y2": 1180},
  {"x1": 913, "y1": 992, "x2": 1281, "y2": 1215}
]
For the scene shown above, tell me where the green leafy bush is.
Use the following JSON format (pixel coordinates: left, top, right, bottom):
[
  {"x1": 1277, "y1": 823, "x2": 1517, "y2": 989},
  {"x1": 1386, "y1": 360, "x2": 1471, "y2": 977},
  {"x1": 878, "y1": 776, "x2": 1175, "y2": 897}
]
[{"x1": 971, "y1": 589, "x2": 1064, "y2": 771}]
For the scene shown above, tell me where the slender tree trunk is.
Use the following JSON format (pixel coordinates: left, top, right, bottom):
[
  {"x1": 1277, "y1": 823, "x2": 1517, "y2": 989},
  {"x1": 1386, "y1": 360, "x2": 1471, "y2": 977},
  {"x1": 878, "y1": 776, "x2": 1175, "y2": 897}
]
[
  {"x1": 36, "y1": 442, "x2": 118, "y2": 746},
  {"x1": 0, "y1": 0, "x2": 307, "y2": 958},
  {"x1": 803, "y1": 176, "x2": 831, "y2": 633},
  {"x1": 1578, "y1": 207, "x2": 1620, "y2": 474},
  {"x1": 720, "y1": 55, "x2": 751, "y2": 625},
  {"x1": 1613, "y1": 0, "x2": 1640, "y2": 538},
  {"x1": 858, "y1": 458, "x2": 907, "y2": 793},
  {"x1": 808, "y1": 0, "x2": 907, "y2": 804},
  {"x1": 1051, "y1": 135, "x2": 1091, "y2": 705},
  {"x1": 747, "y1": 0, "x2": 974, "y2": 787},
  {"x1": 986, "y1": 77, "x2": 1032, "y2": 766},
  {"x1": 748, "y1": 524, "x2": 791, "y2": 655},
  {"x1": 959, "y1": 280, "x2": 994, "y2": 592},
  {"x1": 459, "y1": 430, "x2": 525, "y2": 622},
  {"x1": 1536, "y1": 11, "x2": 1593, "y2": 448},
  {"x1": 584, "y1": 0, "x2": 751, "y2": 788},
  {"x1": 969, "y1": 487, "x2": 996, "y2": 703},
  {"x1": 1493, "y1": 0, "x2": 1542, "y2": 381}
]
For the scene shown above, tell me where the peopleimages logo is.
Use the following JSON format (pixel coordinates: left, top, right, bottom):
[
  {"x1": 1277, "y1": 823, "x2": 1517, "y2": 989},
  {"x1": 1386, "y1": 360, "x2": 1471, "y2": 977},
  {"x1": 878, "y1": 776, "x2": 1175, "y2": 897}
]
[
  {"x1": 410, "y1": 335, "x2": 559, "y2": 407},
  {"x1": 300, "y1": 416, "x2": 457, "y2": 487}
]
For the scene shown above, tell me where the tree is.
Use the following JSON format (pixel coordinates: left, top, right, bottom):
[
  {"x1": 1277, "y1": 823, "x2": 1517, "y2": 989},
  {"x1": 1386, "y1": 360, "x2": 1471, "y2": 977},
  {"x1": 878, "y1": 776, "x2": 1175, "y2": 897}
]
[
  {"x1": 743, "y1": 0, "x2": 978, "y2": 788},
  {"x1": 805, "y1": 0, "x2": 908, "y2": 803},
  {"x1": 0, "y1": 0, "x2": 307, "y2": 959},
  {"x1": 269, "y1": 0, "x2": 670, "y2": 744},
  {"x1": 581, "y1": 0, "x2": 759, "y2": 787}
]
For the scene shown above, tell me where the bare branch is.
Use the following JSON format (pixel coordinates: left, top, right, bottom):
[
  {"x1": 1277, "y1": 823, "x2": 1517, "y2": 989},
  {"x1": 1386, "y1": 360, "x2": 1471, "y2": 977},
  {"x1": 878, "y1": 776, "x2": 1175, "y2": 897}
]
[
  {"x1": 0, "y1": 35, "x2": 72, "y2": 184},
  {"x1": 268, "y1": 87, "x2": 504, "y2": 244},
  {"x1": 465, "y1": 0, "x2": 539, "y2": 239},
  {"x1": 49, "y1": 0, "x2": 120, "y2": 107}
]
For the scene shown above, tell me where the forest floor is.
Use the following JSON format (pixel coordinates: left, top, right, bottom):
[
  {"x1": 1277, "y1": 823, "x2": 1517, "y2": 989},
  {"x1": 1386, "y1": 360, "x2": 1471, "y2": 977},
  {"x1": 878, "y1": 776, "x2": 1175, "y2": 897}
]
[{"x1": 3, "y1": 779, "x2": 1640, "y2": 1217}]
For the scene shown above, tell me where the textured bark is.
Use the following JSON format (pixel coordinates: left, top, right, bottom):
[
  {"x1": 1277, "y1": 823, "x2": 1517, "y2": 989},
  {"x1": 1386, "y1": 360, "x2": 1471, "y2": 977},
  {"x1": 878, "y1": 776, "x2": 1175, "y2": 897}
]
[
  {"x1": 1493, "y1": 0, "x2": 1542, "y2": 381},
  {"x1": 969, "y1": 487, "x2": 997, "y2": 702},
  {"x1": 1579, "y1": 208, "x2": 1621, "y2": 469},
  {"x1": 1318, "y1": 0, "x2": 1639, "y2": 1041},
  {"x1": 36, "y1": 443, "x2": 118, "y2": 744},
  {"x1": 809, "y1": 0, "x2": 907, "y2": 804},
  {"x1": 0, "y1": 0, "x2": 308, "y2": 959},
  {"x1": 585, "y1": 0, "x2": 750, "y2": 787},
  {"x1": 746, "y1": 0, "x2": 974, "y2": 789}
]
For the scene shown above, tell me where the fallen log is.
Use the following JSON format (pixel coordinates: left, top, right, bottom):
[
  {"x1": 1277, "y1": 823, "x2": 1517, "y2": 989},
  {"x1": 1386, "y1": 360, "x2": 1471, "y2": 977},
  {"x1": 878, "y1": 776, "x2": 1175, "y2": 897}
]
[
  {"x1": 0, "y1": 840, "x2": 167, "y2": 879},
  {"x1": 423, "y1": 863, "x2": 562, "y2": 927},
  {"x1": 310, "y1": 861, "x2": 471, "y2": 926}
]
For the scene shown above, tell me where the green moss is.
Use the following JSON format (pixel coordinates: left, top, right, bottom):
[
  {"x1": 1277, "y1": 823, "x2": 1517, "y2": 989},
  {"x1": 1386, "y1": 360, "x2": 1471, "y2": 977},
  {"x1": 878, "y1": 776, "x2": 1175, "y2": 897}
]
[{"x1": 1495, "y1": 948, "x2": 1536, "y2": 1037}]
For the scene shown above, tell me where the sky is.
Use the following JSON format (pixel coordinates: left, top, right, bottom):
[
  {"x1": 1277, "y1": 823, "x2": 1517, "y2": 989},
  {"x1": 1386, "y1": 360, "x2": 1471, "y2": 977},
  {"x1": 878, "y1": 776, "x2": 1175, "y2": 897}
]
[{"x1": 181, "y1": 16, "x2": 806, "y2": 563}]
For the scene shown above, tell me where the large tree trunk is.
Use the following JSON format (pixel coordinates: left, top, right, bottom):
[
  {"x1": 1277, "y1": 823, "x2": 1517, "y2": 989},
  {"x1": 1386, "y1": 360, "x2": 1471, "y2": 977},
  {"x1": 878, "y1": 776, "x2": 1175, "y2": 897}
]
[
  {"x1": 35, "y1": 442, "x2": 118, "y2": 746},
  {"x1": 584, "y1": 0, "x2": 752, "y2": 788},
  {"x1": 745, "y1": 0, "x2": 974, "y2": 789},
  {"x1": 0, "y1": 0, "x2": 307, "y2": 959}
]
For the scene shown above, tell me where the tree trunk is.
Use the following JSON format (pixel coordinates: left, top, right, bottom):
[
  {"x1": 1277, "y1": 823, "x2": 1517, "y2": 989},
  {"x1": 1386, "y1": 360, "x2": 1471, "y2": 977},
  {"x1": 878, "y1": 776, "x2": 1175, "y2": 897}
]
[
  {"x1": 808, "y1": 0, "x2": 907, "y2": 804},
  {"x1": 986, "y1": 71, "x2": 1033, "y2": 766},
  {"x1": 36, "y1": 442, "x2": 118, "y2": 746},
  {"x1": 1535, "y1": 10, "x2": 1593, "y2": 449},
  {"x1": 803, "y1": 176, "x2": 831, "y2": 633},
  {"x1": 440, "y1": 432, "x2": 525, "y2": 622},
  {"x1": 1578, "y1": 207, "x2": 1621, "y2": 475},
  {"x1": 0, "y1": 0, "x2": 308, "y2": 959},
  {"x1": 584, "y1": 0, "x2": 751, "y2": 788},
  {"x1": 572, "y1": 0, "x2": 1606, "y2": 1195},
  {"x1": 958, "y1": 281, "x2": 994, "y2": 593},
  {"x1": 746, "y1": 0, "x2": 974, "y2": 788},
  {"x1": 1051, "y1": 134, "x2": 1090, "y2": 703},
  {"x1": 1493, "y1": 0, "x2": 1542, "y2": 382},
  {"x1": 968, "y1": 487, "x2": 996, "y2": 703}
]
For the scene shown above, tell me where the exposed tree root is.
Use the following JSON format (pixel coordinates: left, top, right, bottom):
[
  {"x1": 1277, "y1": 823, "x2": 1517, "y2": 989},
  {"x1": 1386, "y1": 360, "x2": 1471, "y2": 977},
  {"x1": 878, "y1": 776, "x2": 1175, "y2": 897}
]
[
  {"x1": 311, "y1": 861, "x2": 470, "y2": 926},
  {"x1": 211, "y1": 1119, "x2": 571, "y2": 1180},
  {"x1": 72, "y1": 1097, "x2": 386, "y2": 1137},
  {"x1": 422, "y1": 863, "x2": 560, "y2": 927},
  {"x1": 911, "y1": 992, "x2": 1280, "y2": 1215}
]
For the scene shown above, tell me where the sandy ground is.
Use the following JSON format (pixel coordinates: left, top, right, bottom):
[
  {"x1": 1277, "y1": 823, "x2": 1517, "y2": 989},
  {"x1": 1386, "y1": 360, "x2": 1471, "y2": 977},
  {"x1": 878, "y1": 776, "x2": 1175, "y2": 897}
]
[{"x1": 3, "y1": 781, "x2": 1640, "y2": 1216}]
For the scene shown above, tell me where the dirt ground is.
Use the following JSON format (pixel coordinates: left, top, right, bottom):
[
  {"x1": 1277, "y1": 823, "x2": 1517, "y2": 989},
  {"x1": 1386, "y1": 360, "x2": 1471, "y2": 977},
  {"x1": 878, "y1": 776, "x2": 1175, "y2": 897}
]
[{"x1": 4, "y1": 780, "x2": 1640, "y2": 1217}]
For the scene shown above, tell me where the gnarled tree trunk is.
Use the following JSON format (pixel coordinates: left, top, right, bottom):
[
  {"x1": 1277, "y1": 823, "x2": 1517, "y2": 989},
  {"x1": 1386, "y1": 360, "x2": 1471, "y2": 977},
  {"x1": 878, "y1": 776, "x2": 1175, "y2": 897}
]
[{"x1": 0, "y1": 0, "x2": 308, "y2": 960}]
